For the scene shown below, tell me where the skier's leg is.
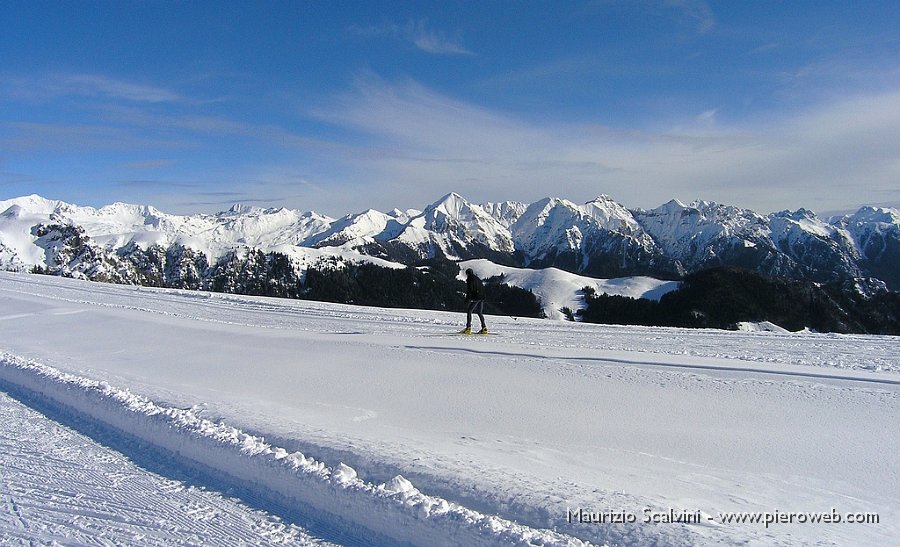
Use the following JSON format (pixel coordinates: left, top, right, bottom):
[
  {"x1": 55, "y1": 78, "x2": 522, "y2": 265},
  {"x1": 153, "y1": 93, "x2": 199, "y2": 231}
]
[{"x1": 476, "y1": 300, "x2": 486, "y2": 329}]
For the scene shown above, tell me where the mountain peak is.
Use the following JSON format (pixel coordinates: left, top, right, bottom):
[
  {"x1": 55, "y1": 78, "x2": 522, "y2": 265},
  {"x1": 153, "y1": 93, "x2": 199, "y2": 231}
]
[
  {"x1": 226, "y1": 203, "x2": 260, "y2": 215},
  {"x1": 0, "y1": 194, "x2": 67, "y2": 215},
  {"x1": 431, "y1": 191, "x2": 468, "y2": 209},
  {"x1": 772, "y1": 208, "x2": 818, "y2": 221},
  {"x1": 849, "y1": 206, "x2": 900, "y2": 225},
  {"x1": 396, "y1": 192, "x2": 514, "y2": 258},
  {"x1": 585, "y1": 195, "x2": 622, "y2": 208}
]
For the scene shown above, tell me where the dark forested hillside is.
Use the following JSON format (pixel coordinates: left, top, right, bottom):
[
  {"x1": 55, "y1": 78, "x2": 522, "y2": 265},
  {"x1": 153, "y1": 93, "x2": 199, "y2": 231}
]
[
  {"x1": 580, "y1": 267, "x2": 900, "y2": 335},
  {"x1": 301, "y1": 259, "x2": 545, "y2": 318}
]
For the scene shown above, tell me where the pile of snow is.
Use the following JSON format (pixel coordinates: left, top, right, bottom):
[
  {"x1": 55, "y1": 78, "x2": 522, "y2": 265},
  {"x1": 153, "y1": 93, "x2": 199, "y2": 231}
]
[
  {"x1": 0, "y1": 353, "x2": 583, "y2": 546},
  {"x1": 735, "y1": 321, "x2": 791, "y2": 333}
]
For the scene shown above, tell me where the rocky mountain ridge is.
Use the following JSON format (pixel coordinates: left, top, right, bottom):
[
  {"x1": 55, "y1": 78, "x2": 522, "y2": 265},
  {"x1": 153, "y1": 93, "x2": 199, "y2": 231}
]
[{"x1": 1, "y1": 193, "x2": 898, "y2": 292}]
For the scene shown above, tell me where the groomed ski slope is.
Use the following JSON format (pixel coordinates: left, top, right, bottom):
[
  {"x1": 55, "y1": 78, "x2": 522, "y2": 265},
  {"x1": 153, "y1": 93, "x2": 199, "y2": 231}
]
[{"x1": 0, "y1": 271, "x2": 897, "y2": 546}]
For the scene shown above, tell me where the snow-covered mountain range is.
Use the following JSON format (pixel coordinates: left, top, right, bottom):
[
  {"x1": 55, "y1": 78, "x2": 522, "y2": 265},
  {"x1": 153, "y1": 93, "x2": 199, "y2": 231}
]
[{"x1": 2, "y1": 192, "x2": 898, "y2": 293}]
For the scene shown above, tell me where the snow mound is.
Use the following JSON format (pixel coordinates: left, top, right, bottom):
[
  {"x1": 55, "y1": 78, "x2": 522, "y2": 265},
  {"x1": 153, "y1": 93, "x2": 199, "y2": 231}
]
[
  {"x1": 0, "y1": 354, "x2": 585, "y2": 547},
  {"x1": 735, "y1": 321, "x2": 790, "y2": 333}
]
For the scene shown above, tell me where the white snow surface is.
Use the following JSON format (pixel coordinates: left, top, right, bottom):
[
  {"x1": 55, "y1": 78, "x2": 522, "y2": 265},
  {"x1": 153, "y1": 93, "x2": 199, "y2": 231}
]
[{"x1": 1, "y1": 271, "x2": 898, "y2": 546}]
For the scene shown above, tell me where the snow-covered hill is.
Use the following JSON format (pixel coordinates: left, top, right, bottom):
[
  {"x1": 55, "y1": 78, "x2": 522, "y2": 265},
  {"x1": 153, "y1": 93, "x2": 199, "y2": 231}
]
[
  {"x1": 1, "y1": 272, "x2": 897, "y2": 545},
  {"x1": 460, "y1": 258, "x2": 679, "y2": 320}
]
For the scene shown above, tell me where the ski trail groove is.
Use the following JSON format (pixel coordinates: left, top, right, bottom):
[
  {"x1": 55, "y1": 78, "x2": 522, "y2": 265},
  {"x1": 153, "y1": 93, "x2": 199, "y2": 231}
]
[
  {"x1": 0, "y1": 353, "x2": 587, "y2": 547},
  {"x1": 402, "y1": 345, "x2": 900, "y2": 385}
]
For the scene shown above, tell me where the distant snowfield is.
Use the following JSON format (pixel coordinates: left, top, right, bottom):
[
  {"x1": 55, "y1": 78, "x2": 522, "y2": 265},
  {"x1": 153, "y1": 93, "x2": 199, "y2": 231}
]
[
  {"x1": 460, "y1": 259, "x2": 679, "y2": 320},
  {"x1": 0, "y1": 271, "x2": 897, "y2": 546}
]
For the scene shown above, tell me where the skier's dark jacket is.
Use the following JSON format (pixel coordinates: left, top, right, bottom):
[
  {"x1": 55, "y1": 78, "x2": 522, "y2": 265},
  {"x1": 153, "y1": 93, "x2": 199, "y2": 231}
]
[{"x1": 465, "y1": 272, "x2": 485, "y2": 302}]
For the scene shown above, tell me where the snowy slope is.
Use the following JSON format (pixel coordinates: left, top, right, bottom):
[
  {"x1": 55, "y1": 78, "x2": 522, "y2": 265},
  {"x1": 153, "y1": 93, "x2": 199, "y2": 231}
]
[
  {"x1": 633, "y1": 199, "x2": 890, "y2": 284},
  {"x1": 0, "y1": 202, "x2": 55, "y2": 267},
  {"x1": 1, "y1": 271, "x2": 897, "y2": 546},
  {"x1": 767, "y1": 208, "x2": 861, "y2": 280},
  {"x1": 459, "y1": 258, "x2": 679, "y2": 320},
  {"x1": 0, "y1": 194, "x2": 411, "y2": 287}
]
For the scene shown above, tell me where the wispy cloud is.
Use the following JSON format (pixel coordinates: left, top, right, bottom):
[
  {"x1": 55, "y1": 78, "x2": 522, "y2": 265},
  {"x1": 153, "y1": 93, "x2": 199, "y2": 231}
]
[
  {"x1": 0, "y1": 169, "x2": 43, "y2": 187},
  {"x1": 694, "y1": 108, "x2": 719, "y2": 127},
  {"x1": 349, "y1": 20, "x2": 473, "y2": 56},
  {"x1": 0, "y1": 121, "x2": 195, "y2": 152},
  {"x1": 410, "y1": 21, "x2": 474, "y2": 55},
  {"x1": 664, "y1": 0, "x2": 716, "y2": 34},
  {"x1": 96, "y1": 105, "x2": 250, "y2": 136},
  {"x1": 62, "y1": 74, "x2": 181, "y2": 103},
  {"x1": 3, "y1": 73, "x2": 182, "y2": 103},
  {"x1": 119, "y1": 159, "x2": 175, "y2": 171},
  {"x1": 115, "y1": 179, "x2": 203, "y2": 190},
  {"x1": 749, "y1": 42, "x2": 779, "y2": 55},
  {"x1": 309, "y1": 76, "x2": 900, "y2": 214}
]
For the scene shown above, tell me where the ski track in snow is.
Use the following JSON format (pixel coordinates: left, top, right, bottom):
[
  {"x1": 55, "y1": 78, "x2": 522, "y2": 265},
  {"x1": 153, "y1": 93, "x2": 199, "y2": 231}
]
[
  {"x1": 0, "y1": 389, "x2": 332, "y2": 546},
  {"x1": 0, "y1": 271, "x2": 898, "y2": 546}
]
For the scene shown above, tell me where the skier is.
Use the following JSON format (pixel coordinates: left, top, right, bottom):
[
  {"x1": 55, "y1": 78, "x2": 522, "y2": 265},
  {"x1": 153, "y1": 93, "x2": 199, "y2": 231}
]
[{"x1": 461, "y1": 268, "x2": 488, "y2": 334}]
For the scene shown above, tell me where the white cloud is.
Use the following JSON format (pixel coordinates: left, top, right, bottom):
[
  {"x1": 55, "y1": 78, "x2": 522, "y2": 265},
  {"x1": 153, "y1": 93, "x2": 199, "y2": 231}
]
[
  {"x1": 348, "y1": 20, "x2": 473, "y2": 56},
  {"x1": 4, "y1": 73, "x2": 182, "y2": 103},
  {"x1": 695, "y1": 108, "x2": 719, "y2": 127},
  {"x1": 61, "y1": 74, "x2": 182, "y2": 103},
  {"x1": 410, "y1": 21, "x2": 473, "y2": 56},
  {"x1": 308, "y1": 77, "x2": 900, "y2": 215}
]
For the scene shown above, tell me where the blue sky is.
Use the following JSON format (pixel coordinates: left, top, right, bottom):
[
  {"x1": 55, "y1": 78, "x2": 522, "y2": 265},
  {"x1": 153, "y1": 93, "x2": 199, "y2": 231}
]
[{"x1": 2, "y1": 1, "x2": 899, "y2": 217}]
